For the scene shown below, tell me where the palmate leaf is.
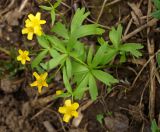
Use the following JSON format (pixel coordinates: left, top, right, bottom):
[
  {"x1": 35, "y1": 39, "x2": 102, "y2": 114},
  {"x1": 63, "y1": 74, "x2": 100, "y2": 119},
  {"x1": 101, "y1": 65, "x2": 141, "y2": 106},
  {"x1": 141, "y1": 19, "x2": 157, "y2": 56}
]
[
  {"x1": 63, "y1": 66, "x2": 72, "y2": 93},
  {"x1": 109, "y1": 24, "x2": 122, "y2": 48},
  {"x1": 120, "y1": 43, "x2": 144, "y2": 58},
  {"x1": 71, "y1": 8, "x2": 90, "y2": 34},
  {"x1": 66, "y1": 57, "x2": 72, "y2": 79},
  {"x1": 41, "y1": 54, "x2": 67, "y2": 70},
  {"x1": 51, "y1": 9, "x2": 56, "y2": 26},
  {"x1": 73, "y1": 73, "x2": 89, "y2": 99},
  {"x1": 89, "y1": 73, "x2": 98, "y2": 100},
  {"x1": 74, "y1": 24, "x2": 105, "y2": 39},
  {"x1": 92, "y1": 70, "x2": 118, "y2": 86},
  {"x1": 87, "y1": 46, "x2": 94, "y2": 65},
  {"x1": 37, "y1": 35, "x2": 50, "y2": 49},
  {"x1": 31, "y1": 49, "x2": 48, "y2": 68},
  {"x1": 51, "y1": 22, "x2": 69, "y2": 39},
  {"x1": 46, "y1": 35, "x2": 66, "y2": 53}
]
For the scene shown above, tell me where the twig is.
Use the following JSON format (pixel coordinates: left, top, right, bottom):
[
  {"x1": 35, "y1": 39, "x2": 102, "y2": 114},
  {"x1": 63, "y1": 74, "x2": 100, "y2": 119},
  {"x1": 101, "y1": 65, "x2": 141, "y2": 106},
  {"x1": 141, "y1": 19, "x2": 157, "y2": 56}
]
[
  {"x1": 43, "y1": 121, "x2": 57, "y2": 132},
  {"x1": 147, "y1": 0, "x2": 156, "y2": 121},
  {"x1": 122, "y1": 18, "x2": 158, "y2": 42},
  {"x1": 96, "y1": 0, "x2": 108, "y2": 23}
]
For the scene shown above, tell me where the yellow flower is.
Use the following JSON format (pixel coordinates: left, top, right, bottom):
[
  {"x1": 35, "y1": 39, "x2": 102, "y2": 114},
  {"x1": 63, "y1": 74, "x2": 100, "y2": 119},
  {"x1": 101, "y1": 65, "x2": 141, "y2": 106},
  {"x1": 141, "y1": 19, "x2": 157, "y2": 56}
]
[
  {"x1": 22, "y1": 12, "x2": 46, "y2": 40},
  {"x1": 17, "y1": 49, "x2": 30, "y2": 65},
  {"x1": 30, "y1": 72, "x2": 48, "y2": 93},
  {"x1": 56, "y1": 90, "x2": 63, "y2": 95},
  {"x1": 58, "y1": 99, "x2": 79, "y2": 123}
]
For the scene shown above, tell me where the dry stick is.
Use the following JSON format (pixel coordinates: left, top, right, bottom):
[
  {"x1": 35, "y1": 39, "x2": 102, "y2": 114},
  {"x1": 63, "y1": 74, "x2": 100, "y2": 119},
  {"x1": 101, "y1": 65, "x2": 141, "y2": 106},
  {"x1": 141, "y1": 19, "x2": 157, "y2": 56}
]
[
  {"x1": 96, "y1": 0, "x2": 108, "y2": 23},
  {"x1": 147, "y1": 0, "x2": 156, "y2": 121},
  {"x1": 122, "y1": 18, "x2": 158, "y2": 42},
  {"x1": 148, "y1": 39, "x2": 156, "y2": 121},
  {"x1": 43, "y1": 121, "x2": 57, "y2": 132}
]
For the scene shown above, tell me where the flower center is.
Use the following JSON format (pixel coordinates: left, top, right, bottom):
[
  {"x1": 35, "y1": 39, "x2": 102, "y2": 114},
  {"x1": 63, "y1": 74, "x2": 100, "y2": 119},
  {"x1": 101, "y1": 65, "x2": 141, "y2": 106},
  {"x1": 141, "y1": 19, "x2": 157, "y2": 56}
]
[{"x1": 21, "y1": 54, "x2": 27, "y2": 60}]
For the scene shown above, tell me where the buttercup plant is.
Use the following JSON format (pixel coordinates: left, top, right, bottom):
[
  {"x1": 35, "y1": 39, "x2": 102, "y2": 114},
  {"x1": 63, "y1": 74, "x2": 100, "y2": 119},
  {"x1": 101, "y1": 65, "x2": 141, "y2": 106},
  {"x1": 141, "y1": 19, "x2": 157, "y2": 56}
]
[{"x1": 18, "y1": 1, "x2": 144, "y2": 122}]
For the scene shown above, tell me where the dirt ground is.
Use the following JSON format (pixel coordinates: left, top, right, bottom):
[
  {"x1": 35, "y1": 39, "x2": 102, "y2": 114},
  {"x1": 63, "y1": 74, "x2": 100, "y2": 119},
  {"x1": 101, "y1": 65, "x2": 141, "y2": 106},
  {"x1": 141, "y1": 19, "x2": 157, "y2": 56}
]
[{"x1": 0, "y1": 0, "x2": 160, "y2": 132}]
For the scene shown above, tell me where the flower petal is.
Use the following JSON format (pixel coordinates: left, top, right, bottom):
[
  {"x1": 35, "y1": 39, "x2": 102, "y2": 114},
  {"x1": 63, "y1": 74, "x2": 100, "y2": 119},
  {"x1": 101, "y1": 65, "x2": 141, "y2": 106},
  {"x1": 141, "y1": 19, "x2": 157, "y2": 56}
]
[
  {"x1": 33, "y1": 72, "x2": 40, "y2": 79},
  {"x1": 56, "y1": 90, "x2": 63, "y2": 95},
  {"x1": 71, "y1": 111, "x2": 78, "y2": 117},
  {"x1": 17, "y1": 56, "x2": 22, "y2": 61},
  {"x1": 63, "y1": 114, "x2": 71, "y2": 123},
  {"x1": 40, "y1": 20, "x2": 46, "y2": 24},
  {"x1": 18, "y1": 49, "x2": 23, "y2": 54},
  {"x1": 41, "y1": 72, "x2": 48, "y2": 80},
  {"x1": 43, "y1": 82, "x2": 48, "y2": 87},
  {"x1": 28, "y1": 14, "x2": 35, "y2": 21},
  {"x1": 22, "y1": 28, "x2": 29, "y2": 34},
  {"x1": 26, "y1": 57, "x2": 31, "y2": 61},
  {"x1": 72, "y1": 103, "x2": 79, "y2": 110},
  {"x1": 65, "y1": 100, "x2": 71, "y2": 106},
  {"x1": 24, "y1": 50, "x2": 29, "y2": 55},
  {"x1": 35, "y1": 12, "x2": 41, "y2": 20},
  {"x1": 21, "y1": 59, "x2": 26, "y2": 65},
  {"x1": 27, "y1": 32, "x2": 33, "y2": 40},
  {"x1": 38, "y1": 86, "x2": 42, "y2": 93},
  {"x1": 58, "y1": 107, "x2": 67, "y2": 114},
  {"x1": 30, "y1": 81, "x2": 38, "y2": 87}
]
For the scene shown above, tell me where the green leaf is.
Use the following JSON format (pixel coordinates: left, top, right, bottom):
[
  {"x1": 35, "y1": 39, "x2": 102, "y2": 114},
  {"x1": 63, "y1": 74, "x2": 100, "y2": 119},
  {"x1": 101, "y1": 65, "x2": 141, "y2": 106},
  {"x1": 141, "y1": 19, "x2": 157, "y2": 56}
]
[
  {"x1": 54, "y1": 92, "x2": 71, "y2": 99},
  {"x1": 151, "y1": 10, "x2": 160, "y2": 19},
  {"x1": 46, "y1": 35, "x2": 66, "y2": 53},
  {"x1": 73, "y1": 73, "x2": 89, "y2": 99},
  {"x1": 41, "y1": 54, "x2": 67, "y2": 70},
  {"x1": 93, "y1": 70, "x2": 118, "y2": 86},
  {"x1": 120, "y1": 52, "x2": 126, "y2": 63},
  {"x1": 96, "y1": 114, "x2": 104, "y2": 124},
  {"x1": 157, "y1": 52, "x2": 160, "y2": 67},
  {"x1": 71, "y1": 8, "x2": 90, "y2": 34},
  {"x1": 39, "y1": 5, "x2": 52, "y2": 11},
  {"x1": 31, "y1": 50, "x2": 48, "y2": 68},
  {"x1": 63, "y1": 66, "x2": 72, "y2": 93},
  {"x1": 51, "y1": 9, "x2": 56, "y2": 26},
  {"x1": 120, "y1": 43, "x2": 143, "y2": 58},
  {"x1": 101, "y1": 49, "x2": 117, "y2": 65},
  {"x1": 152, "y1": 0, "x2": 160, "y2": 9},
  {"x1": 89, "y1": 73, "x2": 98, "y2": 100},
  {"x1": 37, "y1": 35, "x2": 50, "y2": 49},
  {"x1": 53, "y1": 0, "x2": 62, "y2": 9},
  {"x1": 66, "y1": 58, "x2": 72, "y2": 79},
  {"x1": 51, "y1": 22, "x2": 69, "y2": 39},
  {"x1": 74, "y1": 24, "x2": 104, "y2": 39},
  {"x1": 49, "y1": 48, "x2": 60, "y2": 58},
  {"x1": 109, "y1": 24, "x2": 122, "y2": 48},
  {"x1": 98, "y1": 37, "x2": 109, "y2": 46},
  {"x1": 87, "y1": 46, "x2": 94, "y2": 65},
  {"x1": 72, "y1": 61, "x2": 88, "y2": 74},
  {"x1": 151, "y1": 119, "x2": 160, "y2": 132},
  {"x1": 92, "y1": 44, "x2": 107, "y2": 67}
]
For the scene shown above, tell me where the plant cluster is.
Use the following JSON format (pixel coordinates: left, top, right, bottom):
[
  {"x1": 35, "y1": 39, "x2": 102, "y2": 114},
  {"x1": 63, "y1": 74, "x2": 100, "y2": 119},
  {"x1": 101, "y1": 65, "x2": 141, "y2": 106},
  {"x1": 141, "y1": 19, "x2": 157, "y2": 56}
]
[{"x1": 17, "y1": 1, "x2": 143, "y2": 123}]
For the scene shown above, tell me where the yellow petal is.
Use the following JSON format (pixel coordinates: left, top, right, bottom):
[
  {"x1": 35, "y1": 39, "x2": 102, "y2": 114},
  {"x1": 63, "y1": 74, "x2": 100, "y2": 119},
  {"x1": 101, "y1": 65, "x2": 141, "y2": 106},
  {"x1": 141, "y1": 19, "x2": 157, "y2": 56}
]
[
  {"x1": 41, "y1": 72, "x2": 48, "y2": 80},
  {"x1": 71, "y1": 111, "x2": 78, "y2": 117},
  {"x1": 26, "y1": 57, "x2": 31, "y2": 61},
  {"x1": 56, "y1": 90, "x2": 63, "y2": 95},
  {"x1": 35, "y1": 12, "x2": 41, "y2": 20},
  {"x1": 24, "y1": 50, "x2": 29, "y2": 55},
  {"x1": 38, "y1": 86, "x2": 42, "y2": 93},
  {"x1": 21, "y1": 59, "x2": 26, "y2": 65},
  {"x1": 28, "y1": 14, "x2": 35, "y2": 21},
  {"x1": 72, "y1": 103, "x2": 79, "y2": 110},
  {"x1": 40, "y1": 20, "x2": 46, "y2": 24},
  {"x1": 27, "y1": 32, "x2": 33, "y2": 40},
  {"x1": 58, "y1": 107, "x2": 67, "y2": 114},
  {"x1": 63, "y1": 114, "x2": 71, "y2": 123},
  {"x1": 30, "y1": 81, "x2": 38, "y2": 87},
  {"x1": 65, "y1": 100, "x2": 71, "y2": 106},
  {"x1": 22, "y1": 28, "x2": 29, "y2": 34},
  {"x1": 18, "y1": 49, "x2": 23, "y2": 54},
  {"x1": 34, "y1": 26, "x2": 42, "y2": 36},
  {"x1": 33, "y1": 72, "x2": 40, "y2": 79},
  {"x1": 43, "y1": 82, "x2": 48, "y2": 87},
  {"x1": 17, "y1": 56, "x2": 22, "y2": 61}
]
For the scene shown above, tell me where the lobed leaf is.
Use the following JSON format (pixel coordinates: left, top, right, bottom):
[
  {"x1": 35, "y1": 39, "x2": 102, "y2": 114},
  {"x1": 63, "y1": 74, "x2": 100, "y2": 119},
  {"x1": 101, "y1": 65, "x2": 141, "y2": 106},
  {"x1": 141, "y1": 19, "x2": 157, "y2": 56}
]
[
  {"x1": 51, "y1": 22, "x2": 69, "y2": 39},
  {"x1": 37, "y1": 35, "x2": 50, "y2": 49},
  {"x1": 31, "y1": 50, "x2": 48, "y2": 68}
]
